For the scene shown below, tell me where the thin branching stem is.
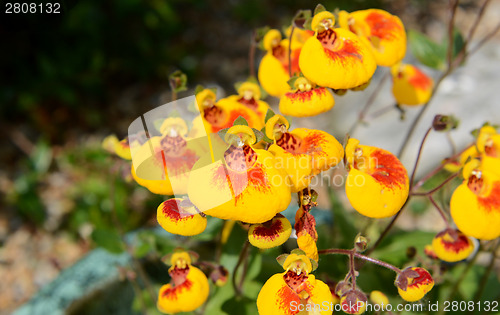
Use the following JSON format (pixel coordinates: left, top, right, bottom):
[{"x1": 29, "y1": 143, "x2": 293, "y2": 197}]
[
  {"x1": 428, "y1": 194, "x2": 451, "y2": 228},
  {"x1": 318, "y1": 248, "x2": 402, "y2": 274},
  {"x1": 232, "y1": 240, "x2": 250, "y2": 296},
  {"x1": 410, "y1": 127, "x2": 433, "y2": 190}
]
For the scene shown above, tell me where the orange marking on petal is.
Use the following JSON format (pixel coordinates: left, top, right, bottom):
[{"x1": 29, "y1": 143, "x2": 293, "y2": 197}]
[
  {"x1": 276, "y1": 132, "x2": 305, "y2": 154},
  {"x1": 285, "y1": 88, "x2": 327, "y2": 103},
  {"x1": 252, "y1": 219, "x2": 284, "y2": 241},
  {"x1": 477, "y1": 180, "x2": 500, "y2": 213},
  {"x1": 161, "y1": 199, "x2": 191, "y2": 222},
  {"x1": 438, "y1": 233, "x2": 471, "y2": 254},
  {"x1": 318, "y1": 29, "x2": 363, "y2": 63},
  {"x1": 277, "y1": 284, "x2": 301, "y2": 314},
  {"x1": 237, "y1": 96, "x2": 259, "y2": 110},
  {"x1": 368, "y1": 149, "x2": 407, "y2": 188},
  {"x1": 408, "y1": 67, "x2": 433, "y2": 91},
  {"x1": 364, "y1": 11, "x2": 402, "y2": 40}
]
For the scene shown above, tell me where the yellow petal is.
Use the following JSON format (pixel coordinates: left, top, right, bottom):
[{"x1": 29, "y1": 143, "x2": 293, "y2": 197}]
[
  {"x1": 248, "y1": 214, "x2": 292, "y2": 249},
  {"x1": 391, "y1": 63, "x2": 433, "y2": 106},
  {"x1": 157, "y1": 199, "x2": 207, "y2": 236},
  {"x1": 279, "y1": 87, "x2": 335, "y2": 117}
]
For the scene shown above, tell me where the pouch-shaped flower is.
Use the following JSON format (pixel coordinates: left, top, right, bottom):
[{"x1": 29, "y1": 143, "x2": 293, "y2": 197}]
[
  {"x1": 248, "y1": 213, "x2": 292, "y2": 249},
  {"x1": 395, "y1": 267, "x2": 434, "y2": 302},
  {"x1": 299, "y1": 11, "x2": 376, "y2": 90},
  {"x1": 222, "y1": 81, "x2": 270, "y2": 122},
  {"x1": 345, "y1": 138, "x2": 409, "y2": 218},
  {"x1": 450, "y1": 158, "x2": 500, "y2": 240},
  {"x1": 188, "y1": 125, "x2": 291, "y2": 223},
  {"x1": 391, "y1": 63, "x2": 433, "y2": 106},
  {"x1": 157, "y1": 198, "x2": 207, "y2": 236},
  {"x1": 266, "y1": 115, "x2": 344, "y2": 192},
  {"x1": 431, "y1": 229, "x2": 474, "y2": 262},
  {"x1": 339, "y1": 9, "x2": 406, "y2": 67},
  {"x1": 279, "y1": 77, "x2": 335, "y2": 117}
]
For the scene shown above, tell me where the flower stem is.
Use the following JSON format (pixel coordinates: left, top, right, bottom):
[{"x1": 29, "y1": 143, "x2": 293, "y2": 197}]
[
  {"x1": 411, "y1": 172, "x2": 459, "y2": 196},
  {"x1": 472, "y1": 240, "x2": 500, "y2": 308},
  {"x1": 288, "y1": 26, "x2": 295, "y2": 77},
  {"x1": 318, "y1": 248, "x2": 402, "y2": 274},
  {"x1": 232, "y1": 240, "x2": 250, "y2": 297},
  {"x1": 410, "y1": 127, "x2": 433, "y2": 190},
  {"x1": 428, "y1": 194, "x2": 451, "y2": 228}
]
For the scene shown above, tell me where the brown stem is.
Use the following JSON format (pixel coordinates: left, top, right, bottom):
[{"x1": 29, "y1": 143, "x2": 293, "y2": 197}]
[
  {"x1": 468, "y1": 21, "x2": 500, "y2": 56},
  {"x1": 249, "y1": 30, "x2": 256, "y2": 78},
  {"x1": 318, "y1": 248, "x2": 402, "y2": 274},
  {"x1": 428, "y1": 194, "x2": 451, "y2": 228},
  {"x1": 410, "y1": 127, "x2": 433, "y2": 190},
  {"x1": 411, "y1": 172, "x2": 459, "y2": 196},
  {"x1": 365, "y1": 208, "x2": 404, "y2": 256},
  {"x1": 349, "y1": 250, "x2": 357, "y2": 290},
  {"x1": 348, "y1": 71, "x2": 390, "y2": 135},
  {"x1": 447, "y1": 0, "x2": 459, "y2": 68},
  {"x1": 232, "y1": 240, "x2": 250, "y2": 296},
  {"x1": 288, "y1": 26, "x2": 295, "y2": 77}
]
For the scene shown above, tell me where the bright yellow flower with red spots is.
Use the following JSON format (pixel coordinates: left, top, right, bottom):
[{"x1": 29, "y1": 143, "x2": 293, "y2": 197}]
[
  {"x1": 395, "y1": 267, "x2": 434, "y2": 302},
  {"x1": 339, "y1": 9, "x2": 406, "y2": 67},
  {"x1": 222, "y1": 81, "x2": 270, "y2": 122},
  {"x1": 345, "y1": 138, "x2": 409, "y2": 218},
  {"x1": 299, "y1": 11, "x2": 376, "y2": 90},
  {"x1": 194, "y1": 88, "x2": 263, "y2": 134},
  {"x1": 279, "y1": 77, "x2": 335, "y2": 117},
  {"x1": 257, "y1": 250, "x2": 333, "y2": 315},
  {"x1": 248, "y1": 213, "x2": 292, "y2": 249},
  {"x1": 266, "y1": 114, "x2": 344, "y2": 192},
  {"x1": 157, "y1": 250, "x2": 209, "y2": 314},
  {"x1": 450, "y1": 158, "x2": 500, "y2": 240},
  {"x1": 391, "y1": 63, "x2": 433, "y2": 106},
  {"x1": 431, "y1": 229, "x2": 474, "y2": 262},
  {"x1": 157, "y1": 198, "x2": 207, "y2": 236},
  {"x1": 131, "y1": 118, "x2": 203, "y2": 195},
  {"x1": 295, "y1": 205, "x2": 319, "y2": 261},
  {"x1": 188, "y1": 125, "x2": 291, "y2": 224},
  {"x1": 258, "y1": 29, "x2": 302, "y2": 97}
]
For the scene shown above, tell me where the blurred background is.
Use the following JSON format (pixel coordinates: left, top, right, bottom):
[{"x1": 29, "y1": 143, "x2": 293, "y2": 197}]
[{"x1": 0, "y1": 0, "x2": 497, "y2": 314}]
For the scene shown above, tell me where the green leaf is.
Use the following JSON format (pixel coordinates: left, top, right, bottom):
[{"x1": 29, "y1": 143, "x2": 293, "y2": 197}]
[
  {"x1": 408, "y1": 29, "x2": 446, "y2": 70},
  {"x1": 233, "y1": 116, "x2": 249, "y2": 126},
  {"x1": 218, "y1": 128, "x2": 230, "y2": 141},
  {"x1": 255, "y1": 26, "x2": 271, "y2": 51},
  {"x1": 194, "y1": 84, "x2": 205, "y2": 95},
  {"x1": 314, "y1": 4, "x2": 326, "y2": 16},
  {"x1": 252, "y1": 128, "x2": 264, "y2": 143},
  {"x1": 293, "y1": 9, "x2": 312, "y2": 29},
  {"x1": 451, "y1": 28, "x2": 465, "y2": 60},
  {"x1": 91, "y1": 228, "x2": 125, "y2": 254},
  {"x1": 260, "y1": 127, "x2": 273, "y2": 143},
  {"x1": 287, "y1": 76, "x2": 299, "y2": 89},
  {"x1": 264, "y1": 109, "x2": 276, "y2": 123},
  {"x1": 168, "y1": 70, "x2": 188, "y2": 93}
]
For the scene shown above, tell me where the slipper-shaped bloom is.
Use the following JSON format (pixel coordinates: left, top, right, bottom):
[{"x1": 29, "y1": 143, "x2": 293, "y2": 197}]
[
  {"x1": 395, "y1": 267, "x2": 434, "y2": 302},
  {"x1": 157, "y1": 198, "x2": 207, "y2": 236},
  {"x1": 258, "y1": 29, "x2": 302, "y2": 97},
  {"x1": 299, "y1": 11, "x2": 376, "y2": 90},
  {"x1": 340, "y1": 290, "x2": 368, "y2": 315},
  {"x1": 266, "y1": 114, "x2": 344, "y2": 192},
  {"x1": 195, "y1": 88, "x2": 263, "y2": 134},
  {"x1": 222, "y1": 81, "x2": 270, "y2": 122},
  {"x1": 345, "y1": 138, "x2": 409, "y2": 218},
  {"x1": 391, "y1": 63, "x2": 433, "y2": 106},
  {"x1": 450, "y1": 158, "x2": 500, "y2": 240},
  {"x1": 257, "y1": 250, "x2": 333, "y2": 315},
  {"x1": 131, "y1": 118, "x2": 203, "y2": 195},
  {"x1": 157, "y1": 250, "x2": 209, "y2": 314},
  {"x1": 295, "y1": 205, "x2": 319, "y2": 261},
  {"x1": 279, "y1": 77, "x2": 335, "y2": 117},
  {"x1": 476, "y1": 126, "x2": 500, "y2": 158},
  {"x1": 248, "y1": 213, "x2": 292, "y2": 249},
  {"x1": 188, "y1": 125, "x2": 291, "y2": 223},
  {"x1": 431, "y1": 229, "x2": 474, "y2": 262},
  {"x1": 339, "y1": 9, "x2": 406, "y2": 67}
]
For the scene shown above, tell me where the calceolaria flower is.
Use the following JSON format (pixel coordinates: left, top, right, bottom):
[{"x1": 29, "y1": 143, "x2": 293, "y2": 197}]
[
  {"x1": 188, "y1": 125, "x2": 292, "y2": 223},
  {"x1": 157, "y1": 198, "x2": 207, "y2": 236},
  {"x1": 131, "y1": 117, "x2": 202, "y2": 195},
  {"x1": 431, "y1": 229, "x2": 474, "y2": 262},
  {"x1": 299, "y1": 10, "x2": 376, "y2": 90},
  {"x1": 194, "y1": 88, "x2": 263, "y2": 133},
  {"x1": 345, "y1": 138, "x2": 409, "y2": 218},
  {"x1": 258, "y1": 29, "x2": 301, "y2": 97},
  {"x1": 279, "y1": 76, "x2": 335, "y2": 117},
  {"x1": 295, "y1": 205, "x2": 319, "y2": 261},
  {"x1": 266, "y1": 114, "x2": 344, "y2": 192},
  {"x1": 340, "y1": 290, "x2": 367, "y2": 315},
  {"x1": 391, "y1": 63, "x2": 433, "y2": 106},
  {"x1": 395, "y1": 267, "x2": 434, "y2": 302},
  {"x1": 370, "y1": 290, "x2": 389, "y2": 306},
  {"x1": 339, "y1": 9, "x2": 406, "y2": 67},
  {"x1": 257, "y1": 249, "x2": 333, "y2": 315},
  {"x1": 450, "y1": 158, "x2": 500, "y2": 240},
  {"x1": 248, "y1": 213, "x2": 292, "y2": 249},
  {"x1": 157, "y1": 250, "x2": 209, "y2": 314},
  {"x1": 223, "y1": 81, "x2": 270, "y2": 122}
]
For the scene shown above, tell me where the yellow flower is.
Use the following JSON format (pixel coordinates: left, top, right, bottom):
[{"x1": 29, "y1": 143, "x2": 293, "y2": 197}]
[
  {"x1": 188, "y1": 125, "x2": 291, "y2": 223},
  {"x1": 476, "y1": 126, "x2": 500, "y2": 158},
  {"x1": 196, "y1": 88, "x2": 263, "y2": 133},
  {"x1": 345, "y1": 138, "x2": 409, "y2": 218},
  {"x1": 299, "y1": 11, "x2": 376, "y2": 90},
  {"x1": 370, "y1": 290, "x2": 389, "y2": 306},
  {"x1": 258, "y1": 29, "x2": 302, "y2": 97},
  {"x1": 266, "y1": 114, "x2": 344, "y2": 192},
  {"x1": 396, "y1": 267, "x2": 434, "y2": 302},
  {"x1": 295, "y1": 205, "x2": 319, "y2": 261},
  {"x1": 222, "y1": 81, "x2": 270, "y2": 122},
  {"x1": 248, "y1": 213, "x2": 292, "y2": 249},
  {"x1": 157, "y1": 250, "x2": 209, "y2": 314},
  {"x1": 431, "y1": 229, "x2": 474, "y2": 262},
  {"x1": 279, "y1": 77, "x2": 335, "y2": 117},
  {"x1": 285, "y1": 26, "x2": 315, "y2": 49},
  {"x1": 391, "y1": 63, "x2": 433, "y2": 106},
  {"x1": 157, "y1": 198, "x2": 207, "y2": 236},
  {"x1": 340, "y1": 290, "x2": 367, "y2": 315},
  {"x1": 450, "y1": 158, "x2": 500, "y2": 240},
  {"x1": 339, "y1": 9, "x2": 406, "y2": 67},
  {"x1": 131, "y1": 118, "x2": 203, "y2": 195},
  {"x1": 257, "y1": 250, "x2": 333, "y2": 315}
]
